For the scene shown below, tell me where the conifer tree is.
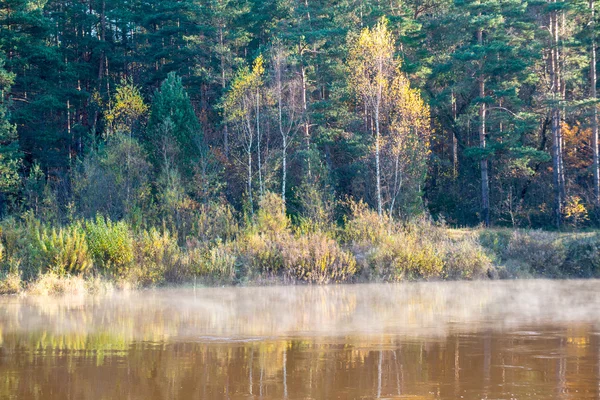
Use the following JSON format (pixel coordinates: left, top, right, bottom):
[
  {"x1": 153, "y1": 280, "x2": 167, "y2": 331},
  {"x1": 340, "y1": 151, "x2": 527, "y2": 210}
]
[{"x1": 0, "y1": 56, "x2": 22, "y2": 213}]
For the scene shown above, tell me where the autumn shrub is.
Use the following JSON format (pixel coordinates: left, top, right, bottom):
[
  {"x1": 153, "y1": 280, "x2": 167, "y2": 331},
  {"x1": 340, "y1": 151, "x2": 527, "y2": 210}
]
[
  {"x1": 478, "y1": 229, "x2": 512, "y2": 262},
  {"x1": 352, "y1": 215, "x2": 492, "y2": 281},
  {"x1": 0, "y1": 215, "x2": 43, "y2": 279},
  {"x1": 129, "y1": 228, "x2": 183, "y2": 286},
  {"x1": 342, "y1": 200, "x2": 394, "y2": 245},
  {"x1": 442, "y1": 234, "x2": 493, "y2": 279},
  {"x1": 502, "y1": 230, "x2": 566, "y2": 276},
  {"x1": 85, "y1": 215, "x2": 133, "y2": 273},
  {"x1": 192, "y1": 201, "x2": 239, "y2": 244},
  {"x1": 29, "y1": 223, "x2": 92, "y2": 275},
  {"x1": 254, "y1": 192, "x2": 289, "y2": 235},
  {"x1": 365, "y1": 233, "x2": 444, "y2": 281},
  {"x1": 27, "y1": 272, "x2": 88, "y2": 296},
  {"x1": 282, "y1": 232, "x2": 357, "y2": 283},
  {"x1": 190, "y1": 241, "x2": 238, "y2": 283},
  {"x1": 0, "y1": 271, "x2": 22, "y2": 294},
  {"x1": 562, "y1": 235, "x2": 600, "y2": 277},
  {"x1": 241, "y1": 233, "x2": 285, "y2": 276}
]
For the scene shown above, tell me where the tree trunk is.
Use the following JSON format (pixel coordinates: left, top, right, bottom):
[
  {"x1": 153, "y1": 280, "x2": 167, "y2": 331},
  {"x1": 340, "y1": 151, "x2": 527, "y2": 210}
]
[
  {"x1": 478, "y1": 27, "x2": 490, "y2": 227},
  {"x1": 256, "y1": 88, "x2": 263, "y2": 197},
  {"x1": 220, "y1": 25, "x2": 229, "y2": 160},
  {"x1": 550, "y1": 3, "x2": 564, "y2": 227},
  {"x1": 375, "y1": 105, "x2": 382, "y2": 217},
  {"x1": 452, "y1": 90, "x2": 458, "y2": 178},
  {"x1": 248, "y1": 147, "x2": 253, "y2": 215},
  {"x1": 277, "y1": 65, "x2": 287, "y2": 209},
  {"x1": 300, "y1": 60, "x2": 311, "y2": 177},
  {"x1": 591, "y1": 0, "x2": 599, "y2": 205}
]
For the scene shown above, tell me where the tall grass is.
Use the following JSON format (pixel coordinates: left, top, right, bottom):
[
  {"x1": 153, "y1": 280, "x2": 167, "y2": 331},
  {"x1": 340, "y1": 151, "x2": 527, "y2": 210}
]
[{"x1": 2, "y1": 193, "x2": 598, "y2": 296}]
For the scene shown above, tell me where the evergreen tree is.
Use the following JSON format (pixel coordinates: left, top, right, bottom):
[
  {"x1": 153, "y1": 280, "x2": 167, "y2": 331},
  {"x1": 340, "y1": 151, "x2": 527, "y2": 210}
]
[
  {"x1": 147, "y1": 72, "x2": 203, "y2": 180},
  {"x1": 0, "y1": 55, "x2": 22, "y2": 213}
]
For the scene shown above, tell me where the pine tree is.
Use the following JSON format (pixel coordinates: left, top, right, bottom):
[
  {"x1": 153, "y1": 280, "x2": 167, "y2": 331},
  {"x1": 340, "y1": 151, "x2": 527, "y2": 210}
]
[
  {"x1": 0, "y1": 55, "x2": 22, "y2": 213},
  {"x1": 147, "y1": 72, "x2": 203, "y2": 179}
]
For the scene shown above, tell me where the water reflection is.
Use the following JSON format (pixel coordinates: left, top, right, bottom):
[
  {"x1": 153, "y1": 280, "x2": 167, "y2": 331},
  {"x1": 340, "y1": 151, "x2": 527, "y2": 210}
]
[{"x1": 1, "y1": 281, "x2": 600, "y2": 399}]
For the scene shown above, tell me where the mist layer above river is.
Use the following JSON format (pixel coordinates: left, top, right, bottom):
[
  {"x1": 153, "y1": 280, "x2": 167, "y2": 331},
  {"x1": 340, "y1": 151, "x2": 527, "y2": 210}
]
[{"x1": 1, "y1": 280, "x2": 600, "y2": 399}]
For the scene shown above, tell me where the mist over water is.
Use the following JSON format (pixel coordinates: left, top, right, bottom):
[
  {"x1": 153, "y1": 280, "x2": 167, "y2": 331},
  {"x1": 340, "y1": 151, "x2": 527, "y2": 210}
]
[
  {"x1": 2, "y1": 280, "x2": 600, "y2": 339},
  {"x1": 2, "y1": 280, "x2": 600, "y2": 399}
]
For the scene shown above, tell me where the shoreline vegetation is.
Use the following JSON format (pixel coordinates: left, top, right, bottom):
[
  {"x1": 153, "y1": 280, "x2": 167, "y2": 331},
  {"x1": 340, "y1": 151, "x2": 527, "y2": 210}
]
[
  {"x1": 2, "y1": 193, "x2": 599, "y2": 297},
  {"x1": 5, "y1": 4, "x2": 600, "y2": 297}
]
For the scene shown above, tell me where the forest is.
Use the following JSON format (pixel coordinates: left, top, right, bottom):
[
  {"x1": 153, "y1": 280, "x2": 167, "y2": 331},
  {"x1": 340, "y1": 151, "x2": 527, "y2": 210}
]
[{"x1": 1, "y1": 0, "x2": 600, "y2": 291}]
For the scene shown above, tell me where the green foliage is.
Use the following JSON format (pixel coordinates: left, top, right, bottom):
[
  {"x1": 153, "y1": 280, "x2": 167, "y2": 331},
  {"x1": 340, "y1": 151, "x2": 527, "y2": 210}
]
[
  {"x1": 130, "y1": 228, "x2": 181, "y2": 286},
  {"x1": 0, "y1": 271, "x2": 21, "y2": 295},
  {"x1": 147, "y1": 72, "x2": 202, "y2": 178},
  {"x1": 105, "y1": 78, "x2": 148, "y2": 136},
  {"x1": 255, "y1": 192, "x2": 289, "y2": 235},
  {"x1": 85, "y1": 215, "x2": 133, "y2": 272},
  {"x1": 282, "y1": 232, "x2": 357, "y2": 284},
  {"x1": 0, "y1": 56, "x2": 22, "y2": 203},
  {"x1": 73, "y1": 134, "x2": 151, "y2": 219},
  {"x1": 30, "y1": 223, "x2": 92, "y2": 275},
  {"x1": 192, "y1": 242, "x2": 238, "y2": 283}
]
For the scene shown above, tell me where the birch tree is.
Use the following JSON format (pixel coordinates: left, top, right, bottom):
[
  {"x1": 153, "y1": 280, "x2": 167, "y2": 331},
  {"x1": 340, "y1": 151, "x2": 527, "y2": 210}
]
[
  {"x1": 348, "y1": 18, "x2": 395, "y2": 217},
  {"x1": 271, "y1": 44, "x2": 302, "y2": 210},
  {"x1": 224, "y1": 56, "x2": 265, "y2": 215},
  {"x1": 384, "y1": 72, "x2": 431, "y2": 216}
]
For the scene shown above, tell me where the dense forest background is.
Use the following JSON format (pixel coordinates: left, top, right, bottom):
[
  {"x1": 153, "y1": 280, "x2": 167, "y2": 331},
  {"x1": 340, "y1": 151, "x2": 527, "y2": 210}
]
[{"x1": 0, "y1": 0, "x2": 599, "y2": 229}]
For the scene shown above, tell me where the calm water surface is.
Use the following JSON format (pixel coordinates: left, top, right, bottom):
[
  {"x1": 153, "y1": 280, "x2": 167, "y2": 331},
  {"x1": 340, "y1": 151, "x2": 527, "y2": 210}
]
[{"x1": 1, "y1": 280, "x2": 600, "y2": 399}]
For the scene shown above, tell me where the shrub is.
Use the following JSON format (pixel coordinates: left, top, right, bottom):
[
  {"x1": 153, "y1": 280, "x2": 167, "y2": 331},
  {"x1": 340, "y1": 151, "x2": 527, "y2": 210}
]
[
  {"x1": 30, "y1": 224, "x2": 92, "y2": 275},
  {"x1": 282, "y1": 232, "x2": 357, "y2": 283},
  {"x1": 342, "y1": 200, "x2": 393, "y2": 245},
  {"x1": 192, "y1": 201, "x2": 239, "y2": 244},
  {"x1": 191, "y1": 242, "x2": 238, "y2": 283},
  {"x1": 366, "y1": 234, "x2": 444, "y2": 281},
  {"x1": 85, "y1": 215, "x2": 133, "y2": 273},
  {"x1": 478, "y1": 229, "x2": 512, "y2": 262},
  {"x1": 242, "y1": 233, "x2": 285, "y2": 275},
  {"x1": 503, "y1": 230, "x2": 566, "y2": 276},
  {"x1": 130, "y1": 228, "x2": 183, "y2": 286},
  {"x1": 442, "y1": 235, "x2": 492, "y2": 279},
  {"x1": 255, "y1": 192, "x2": 289, "y2": 235},
  {"x1": 0, "y1": 271, "x2": 22, "y2": 294},
  {"x1": 562, "y1": 235, "x2": 600, "y2": 277},
  {"x1": 27, "y1": 272, "x2": 87, "y2": 296}
]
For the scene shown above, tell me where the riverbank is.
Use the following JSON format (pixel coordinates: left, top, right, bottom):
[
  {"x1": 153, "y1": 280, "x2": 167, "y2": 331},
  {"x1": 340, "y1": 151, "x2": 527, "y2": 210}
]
[{"x1": 1, "y1": 194, "x2": 599, "y2": 296}]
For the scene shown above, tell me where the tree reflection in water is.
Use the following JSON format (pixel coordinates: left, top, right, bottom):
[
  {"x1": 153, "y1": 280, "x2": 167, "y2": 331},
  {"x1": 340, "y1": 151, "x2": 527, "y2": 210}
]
[{"x1": 1, "y1": 281, "x2": 600, "y2": 399}]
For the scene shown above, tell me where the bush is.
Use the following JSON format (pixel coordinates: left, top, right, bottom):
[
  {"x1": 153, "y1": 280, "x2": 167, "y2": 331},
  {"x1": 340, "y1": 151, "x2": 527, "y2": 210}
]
[
  {"x1": 241, "y1": 233, "x2": 285, "y2": 275},
  {"x1": 255, "y1": 192, "x2": 289, "y2": 235},
  {"x1": 282, "y1": 232, "x2": 357, "y2": 283},
  {"x1": 356, "y1": 220, "x2": 492, "y2": 282},
  {"x1": 191, "y1": 242, "x2": 238, "y2": 283},
  {"x1": 366, "y1": 234, "x2": 444, "y2": 281},
  {"x1": 342, "y1": 200, "x2": 393, "y2": 245},
  {"x1": 27, "y1": 272, "x2": 87, "y2": 296},
  {"x1": 503, "y1": 230, "x2": 566, "y2": 276},
  {"x1": 85, "y1": 215, "x2": 133, "y2": 273},
  {"x1": 30, "y1": 223, "x2": 92, "y2": 275},
  {"x1": 129, "y1": 228, "x2": 182, "y2": 286},
  {"x1": 0, "y1": 271, "x2": 22, "y2": 294},
  {"x1": 192, "y1": 201, "x2": 239, "y2": 244},
  {"x1": 562, "y1": 235, "x2": 600, "y2": 277},
  {"x1": 442, "y1": 235, "x2": 492, "y2": 279}
]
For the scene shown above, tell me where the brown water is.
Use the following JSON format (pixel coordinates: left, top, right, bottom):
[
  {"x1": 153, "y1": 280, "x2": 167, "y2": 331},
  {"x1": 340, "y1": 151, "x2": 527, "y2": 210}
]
[{"x1": 1, "y1": 281, "x2": 600, "y2": 399}]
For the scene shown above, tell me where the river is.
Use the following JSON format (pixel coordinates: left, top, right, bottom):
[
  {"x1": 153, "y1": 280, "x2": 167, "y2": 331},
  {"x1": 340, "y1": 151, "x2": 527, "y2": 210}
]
[{"x1": 1, "y1": 280, "x2": 600, "y2": 399}]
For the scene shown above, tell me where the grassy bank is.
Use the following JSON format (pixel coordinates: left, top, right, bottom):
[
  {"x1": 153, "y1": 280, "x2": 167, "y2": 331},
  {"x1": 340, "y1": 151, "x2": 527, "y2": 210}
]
[{"x1": 1, "y1": 193, "x2": 599, "y2": 296}]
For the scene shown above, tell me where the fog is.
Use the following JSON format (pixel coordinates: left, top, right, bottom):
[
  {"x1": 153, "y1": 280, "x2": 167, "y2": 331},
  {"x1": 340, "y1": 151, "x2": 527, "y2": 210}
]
[{"x1": 1, "y1": 280, "x2": 600, "y2": 341}]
